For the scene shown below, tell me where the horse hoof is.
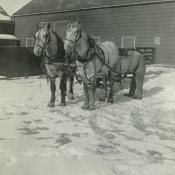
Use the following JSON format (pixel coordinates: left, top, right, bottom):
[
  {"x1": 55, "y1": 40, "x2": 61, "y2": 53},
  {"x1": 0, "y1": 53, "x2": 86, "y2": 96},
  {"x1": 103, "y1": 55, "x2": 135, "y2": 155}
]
[
  {"x1": 82, "y1": 104, "x2": 89, "y2": 110},
  {"x1": 59, "y1": 102, "x2": 66, "y2": 106},
  {"x1": 108, "y1": 99, "x2": 114, "y2": 103},
  {"x1": 99, "y1": 97, "x2": 105, "y2": 101},
  {"x1": 89, "y1": 103, "x2": 95, "y2": 110},
  {"x1": 88, "y1": 106, "x2": 95, "y2": 111},
  {"x1": 124, "y1": 93, "x2": 133, "y2": 97},
  {"x1": 68, "y1": 94, "x2": 74, "y2": 100},
  {"x1": 133, "y1": 95, "x2": 142, "y2": 100},
  {"x1": 48, "y1": 102, "x2": 55, "y2": 108}
]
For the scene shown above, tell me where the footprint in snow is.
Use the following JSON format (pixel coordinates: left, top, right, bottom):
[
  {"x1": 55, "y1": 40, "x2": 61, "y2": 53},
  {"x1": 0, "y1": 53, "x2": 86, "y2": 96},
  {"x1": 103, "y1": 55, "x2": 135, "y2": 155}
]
[
  {"x1": 147, "y1": 150, "x2": 162, "y2": 161},
  {"x1": 17, "y1": 127, "x2": 39, "y2": 135}
]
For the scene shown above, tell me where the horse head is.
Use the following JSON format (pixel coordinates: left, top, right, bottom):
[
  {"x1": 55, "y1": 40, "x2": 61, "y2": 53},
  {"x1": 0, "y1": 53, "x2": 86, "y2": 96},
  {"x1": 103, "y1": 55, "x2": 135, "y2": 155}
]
[
  {"x1": 33, "y1": 23, "x2": 51, "y2": 56},
  {"x1": 64, "y1": 18, "x2": 82, "y2": 57}
]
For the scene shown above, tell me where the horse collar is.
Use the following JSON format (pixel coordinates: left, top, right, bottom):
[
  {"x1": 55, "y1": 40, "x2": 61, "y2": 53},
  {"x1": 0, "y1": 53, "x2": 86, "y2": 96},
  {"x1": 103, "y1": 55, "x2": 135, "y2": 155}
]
[
  {"x1": 75, "y1": 35, "x2": 95, "y2": 64},
  {"x1": 75, "y1": 29, "x2": 82, "y2": 44}
]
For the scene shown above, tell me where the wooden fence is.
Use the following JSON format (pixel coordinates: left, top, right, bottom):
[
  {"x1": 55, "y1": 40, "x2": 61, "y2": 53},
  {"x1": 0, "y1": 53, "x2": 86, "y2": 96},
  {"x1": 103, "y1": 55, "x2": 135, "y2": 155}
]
[
  {"x1": 0, "y1": 47, "x2": 155, "y2": 78},
  {"x1": 119, "y1": 47, "x2": 156, "y2": 64},
  {"x1": 0, "y1": 47, "x2": 41, "y2": 78}
]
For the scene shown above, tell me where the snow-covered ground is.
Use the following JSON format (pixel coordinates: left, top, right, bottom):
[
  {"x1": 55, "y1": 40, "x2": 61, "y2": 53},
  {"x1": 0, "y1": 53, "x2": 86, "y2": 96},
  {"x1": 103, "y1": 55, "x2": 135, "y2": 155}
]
[{"x1": 0, "y1": 64, "x2": 175, "y2": 175}]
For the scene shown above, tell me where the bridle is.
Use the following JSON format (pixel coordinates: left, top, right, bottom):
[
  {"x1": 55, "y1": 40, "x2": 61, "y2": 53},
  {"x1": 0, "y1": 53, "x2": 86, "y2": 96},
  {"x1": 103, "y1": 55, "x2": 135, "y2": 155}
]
[
  {"x1": 64, "y1": 26, "x2": 90, "y2": 50},
  {"x1": 34, "y1": 28, "x2": 50, "y2": 53},
  {"x1": 64, "y1": 26, "x2": 92, "y2": 62}
]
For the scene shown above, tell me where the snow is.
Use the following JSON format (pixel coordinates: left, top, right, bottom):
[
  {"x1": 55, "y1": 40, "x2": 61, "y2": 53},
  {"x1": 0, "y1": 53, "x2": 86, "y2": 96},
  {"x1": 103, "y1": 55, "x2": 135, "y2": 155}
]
[
  {"x1": 0, "y1": 64, "x2": 175, "y2": 175},
  {"x1": 0, "y1": 34, "x2": 18, "y2": 40},
  {"x1": 0, "y1": 14, "x2": 11, "y2": 21}
]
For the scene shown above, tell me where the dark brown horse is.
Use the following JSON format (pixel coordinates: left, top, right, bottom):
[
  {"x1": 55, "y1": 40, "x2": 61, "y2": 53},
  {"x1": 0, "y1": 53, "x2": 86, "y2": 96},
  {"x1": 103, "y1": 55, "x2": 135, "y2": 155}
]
[{"x1": 33, "y1": 23, "x2": 74, "y2": 107}]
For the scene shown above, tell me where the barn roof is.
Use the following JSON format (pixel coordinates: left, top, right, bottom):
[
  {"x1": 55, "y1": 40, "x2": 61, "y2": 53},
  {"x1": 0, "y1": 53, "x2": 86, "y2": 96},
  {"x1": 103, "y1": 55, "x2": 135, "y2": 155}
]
[
  {"x1": 0, "y1": 34, "x2": 19, "y2": 40},
  {"x1": 0, "y1": 6, "x2": 11, "y2": 21},
  {"x1": 13, "y1": 0, "x2": 175, "y2": 16}
]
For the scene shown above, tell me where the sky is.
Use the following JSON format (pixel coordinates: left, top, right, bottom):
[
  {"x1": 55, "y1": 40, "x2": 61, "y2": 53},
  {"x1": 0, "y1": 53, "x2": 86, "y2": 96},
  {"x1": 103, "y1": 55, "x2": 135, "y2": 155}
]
[{"x1": 0, "y1": 0, "x2": 31, "y2": 16}]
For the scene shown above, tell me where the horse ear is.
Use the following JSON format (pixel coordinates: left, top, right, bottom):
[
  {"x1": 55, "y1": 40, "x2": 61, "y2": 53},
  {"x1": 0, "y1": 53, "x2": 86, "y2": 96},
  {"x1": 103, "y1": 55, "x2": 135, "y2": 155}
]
[
  {"x1": 46, "y1": 22, "x2": 51, "y2": 30},
  {"x1": 67, "y1": 18, "x2": 71, "y2": 25},
  {"x1": 76, "y1": 17, "x2": 80, "y2": 24},
  {"x1": 36, "y1": 24, "x2": 39, "y2": 30}
]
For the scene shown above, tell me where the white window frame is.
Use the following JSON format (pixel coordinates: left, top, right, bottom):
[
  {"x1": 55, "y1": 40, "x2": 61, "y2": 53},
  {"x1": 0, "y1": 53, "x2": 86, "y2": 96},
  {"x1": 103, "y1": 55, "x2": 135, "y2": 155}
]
[
  {"x1": 26, "y1": 38, "x2": 34, "y2": 47},
  {"x1": 92, "y1": 36, "x2": 101, "y2": 43},
  {"x1": 155, "y1": 36, "x2": 160, "y2": 45},
  {"x1": 121, "y1": 36, "x2": 136, "y2": 49}
]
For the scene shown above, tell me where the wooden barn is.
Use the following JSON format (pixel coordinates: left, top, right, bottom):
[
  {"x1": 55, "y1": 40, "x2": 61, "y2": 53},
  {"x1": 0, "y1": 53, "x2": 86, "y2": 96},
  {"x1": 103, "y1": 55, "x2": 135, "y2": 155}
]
[{"x1": 12, "y1": 0, "x2": 175, "y2": 65}]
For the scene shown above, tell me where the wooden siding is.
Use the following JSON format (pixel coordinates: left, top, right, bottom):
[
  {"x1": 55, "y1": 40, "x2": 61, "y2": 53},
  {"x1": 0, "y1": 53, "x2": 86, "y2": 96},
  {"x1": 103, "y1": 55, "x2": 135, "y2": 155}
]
[{"x1": 14, "y1": 2, "x2": 175, "y2": 64}]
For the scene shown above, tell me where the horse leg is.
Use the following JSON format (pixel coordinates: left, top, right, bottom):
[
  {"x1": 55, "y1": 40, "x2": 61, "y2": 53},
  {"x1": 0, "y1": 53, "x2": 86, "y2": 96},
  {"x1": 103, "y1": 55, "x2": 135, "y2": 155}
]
[
  {"x1": 99, "y1": 73, "x2": 108, "y2": 101},
  {"x1": 67, "y1": 75, "x2": 74, "y2": 100},
  {"x1": 108, "y1": 71, "x2": 114, "y2": 103},
  {"x1": 59, "y1": 73, "x2": 67, "y2": 106},
  {"x1": 125, "y1": 75, "x2": 136, "y2": 97},
  {"x1": 48, "y1": 77, "x2": 56, "y2": 108},
  {"x1": 133, "y1": 60, "x2": 146, "y2": 100},
  {"x1": 88, "y1": 76, "x2": 96, "y2": 110},
  {"x1": 82, "y1": 83, "x2": 89, "y2": 110}
]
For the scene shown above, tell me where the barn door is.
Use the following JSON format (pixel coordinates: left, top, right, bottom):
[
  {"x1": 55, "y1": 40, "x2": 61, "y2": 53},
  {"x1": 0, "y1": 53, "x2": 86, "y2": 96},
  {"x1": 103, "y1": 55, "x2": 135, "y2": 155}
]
[{"x1": 54, "y1": 21, "x2": 67, "y2": 39}]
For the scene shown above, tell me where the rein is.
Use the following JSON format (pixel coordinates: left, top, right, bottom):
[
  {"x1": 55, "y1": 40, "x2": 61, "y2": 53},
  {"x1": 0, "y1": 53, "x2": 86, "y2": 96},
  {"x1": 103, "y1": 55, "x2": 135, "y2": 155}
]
[
  {"x1": 69, "y1": 29, "x2": 137, "y2": 79},
  {"x1": 65, "y1": 29, "x2": 82, "y2": 45},
  {"x1": 70, "y1": 28, "x2": 105, "y2": 67}
]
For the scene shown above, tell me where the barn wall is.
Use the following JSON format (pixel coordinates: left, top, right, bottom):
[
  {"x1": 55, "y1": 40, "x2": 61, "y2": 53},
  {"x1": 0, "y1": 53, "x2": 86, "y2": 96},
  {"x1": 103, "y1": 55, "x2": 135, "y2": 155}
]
[{"x1": 14, "y1": 2, "x2": 175, "y2": 64}]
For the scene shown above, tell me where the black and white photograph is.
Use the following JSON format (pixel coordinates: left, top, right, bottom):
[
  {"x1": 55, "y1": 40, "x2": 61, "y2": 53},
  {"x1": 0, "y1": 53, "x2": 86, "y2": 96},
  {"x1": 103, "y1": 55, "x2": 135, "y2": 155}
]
[{"x1": 0, "y1": 0, "x2": 175, "y2": 174}]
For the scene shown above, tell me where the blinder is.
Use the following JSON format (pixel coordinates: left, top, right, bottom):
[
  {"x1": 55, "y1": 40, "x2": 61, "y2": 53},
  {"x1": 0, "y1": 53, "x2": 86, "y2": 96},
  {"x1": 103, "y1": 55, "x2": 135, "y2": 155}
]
[{"x1": 65, "y1": 27, "x2": 82, "y2": 47}]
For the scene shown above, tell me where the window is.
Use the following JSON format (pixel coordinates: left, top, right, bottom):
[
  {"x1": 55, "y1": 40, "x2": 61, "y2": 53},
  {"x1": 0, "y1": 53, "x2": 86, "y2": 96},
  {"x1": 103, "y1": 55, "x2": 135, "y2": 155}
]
[
  {"x1": 121, "y1": 36, "x2": 136, "y2": 49},
  {"x1": 54, "y1": 21, "x2": 67, "y2": 39},
  {"x1": 155, "y1": 37, "x2": 160, "y2": 45},
  {"x1": 40, "y1": 21, "x2": 67, "y2": 39},
  {"x1": 92, "y1": 36, "x2": 101, "y2": 43},
  {"x1": 26, "y1": 38, "x2": 34, "y2": 47}
]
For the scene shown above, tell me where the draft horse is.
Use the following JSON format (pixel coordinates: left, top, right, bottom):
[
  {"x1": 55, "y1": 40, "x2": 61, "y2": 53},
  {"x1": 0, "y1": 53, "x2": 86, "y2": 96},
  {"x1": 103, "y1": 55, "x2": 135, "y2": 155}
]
[
  {"x1": 64, "y1": 19, "x2": 146, "y2": 110},
  {"x1": 116, "y1": 49, "x2": 146, "y2": 100},
  {"x1": 33, "y1": 23, "x2": 74, "y2": 107},
  {"x1": 64, "y1": 19, "x2": 119, "y2": 110}
]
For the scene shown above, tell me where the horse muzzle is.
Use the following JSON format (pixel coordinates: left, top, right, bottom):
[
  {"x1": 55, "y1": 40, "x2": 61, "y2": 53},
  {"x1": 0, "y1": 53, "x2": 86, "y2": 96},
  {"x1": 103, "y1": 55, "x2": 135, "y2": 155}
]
[{"x1": 33, "y1": 46, "x2": 43, "y2": 57}]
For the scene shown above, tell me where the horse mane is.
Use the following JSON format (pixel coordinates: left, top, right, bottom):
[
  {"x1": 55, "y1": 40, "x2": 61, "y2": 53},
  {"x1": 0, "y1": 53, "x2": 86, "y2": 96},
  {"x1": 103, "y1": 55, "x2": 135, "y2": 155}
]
[
  {"x1": 50, "y1": 30, "x2": 65, "y2": 55},
  {"x1": 51, "y1": 30, "x2": 63, "y2": 44}
]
